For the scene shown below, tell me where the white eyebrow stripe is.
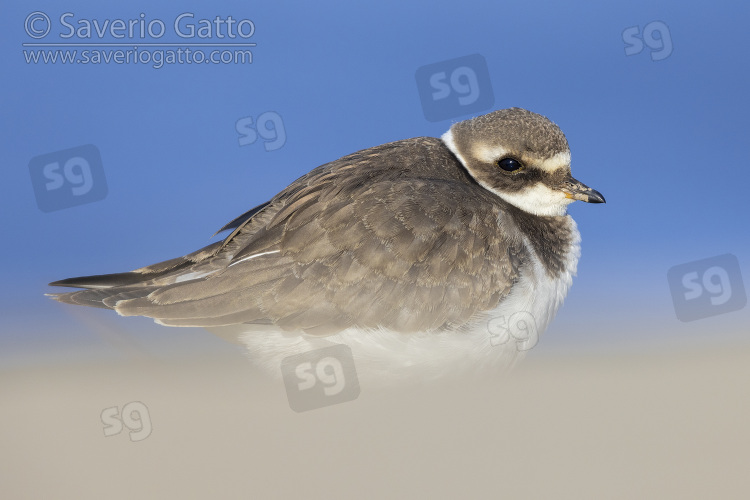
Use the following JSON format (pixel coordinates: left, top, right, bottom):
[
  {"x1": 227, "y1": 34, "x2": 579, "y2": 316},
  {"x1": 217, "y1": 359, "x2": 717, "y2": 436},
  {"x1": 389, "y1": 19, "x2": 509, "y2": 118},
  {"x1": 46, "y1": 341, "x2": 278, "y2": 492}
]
[
  {"x1": 228, "y1": 250, "x2": 281, "y2": 267},
  {"x1": 538, "y1": 151, "x2": 571, "y2": 172},
  {"x1": 473, "y1": 145, "x2": 509, "y2": 164}
]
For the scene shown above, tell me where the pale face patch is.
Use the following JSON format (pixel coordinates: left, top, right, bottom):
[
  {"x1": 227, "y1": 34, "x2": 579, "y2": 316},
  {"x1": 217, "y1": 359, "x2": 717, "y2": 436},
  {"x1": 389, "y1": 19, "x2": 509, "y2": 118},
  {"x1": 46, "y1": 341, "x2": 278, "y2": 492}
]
[
  {"x1": 490, "y1": 182, "x2": 574, "y2": 216},
  {"x1": 473, "y1": 144, "x2": 510, "y2": 164},
  {"x1": 538, "y1": 150, "x2": 571, "y2": 173}
]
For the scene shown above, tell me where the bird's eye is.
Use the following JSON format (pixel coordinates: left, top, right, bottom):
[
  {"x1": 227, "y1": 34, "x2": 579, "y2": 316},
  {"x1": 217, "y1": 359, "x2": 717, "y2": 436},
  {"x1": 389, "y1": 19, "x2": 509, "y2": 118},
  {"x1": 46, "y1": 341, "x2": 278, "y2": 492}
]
[{"x1": 497, "y1": 157, "x2": 524, "y2": 172}]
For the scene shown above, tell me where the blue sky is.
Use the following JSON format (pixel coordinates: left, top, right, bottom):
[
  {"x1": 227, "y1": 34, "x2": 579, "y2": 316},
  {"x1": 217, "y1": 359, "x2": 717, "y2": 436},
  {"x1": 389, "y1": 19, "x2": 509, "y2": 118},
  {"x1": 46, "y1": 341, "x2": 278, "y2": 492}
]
[{"x1": 2, "y1": 0, "x2": 748, "y2": 363}]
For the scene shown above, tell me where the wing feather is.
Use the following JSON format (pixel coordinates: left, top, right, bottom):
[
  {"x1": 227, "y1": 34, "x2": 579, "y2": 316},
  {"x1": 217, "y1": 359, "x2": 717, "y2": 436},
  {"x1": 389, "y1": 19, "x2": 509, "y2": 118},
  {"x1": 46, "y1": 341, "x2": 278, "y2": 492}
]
[{"x1": 49, "y1": 138, "x2": 525, "y2": 335}]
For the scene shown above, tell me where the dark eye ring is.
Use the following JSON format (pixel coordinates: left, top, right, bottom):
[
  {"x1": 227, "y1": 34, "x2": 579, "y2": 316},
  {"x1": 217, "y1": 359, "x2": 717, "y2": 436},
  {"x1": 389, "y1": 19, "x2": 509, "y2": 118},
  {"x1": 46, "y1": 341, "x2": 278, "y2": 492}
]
[{"x1": 497, "y1": 157, "x2": 524, "y2": 172}]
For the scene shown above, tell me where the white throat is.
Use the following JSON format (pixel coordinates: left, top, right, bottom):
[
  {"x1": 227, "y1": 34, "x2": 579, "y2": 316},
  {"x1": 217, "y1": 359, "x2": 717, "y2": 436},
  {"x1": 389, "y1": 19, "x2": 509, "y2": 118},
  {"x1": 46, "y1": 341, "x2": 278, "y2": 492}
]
[{"x1": 492, "y1": 184, "x2": 574, "y2": 216}]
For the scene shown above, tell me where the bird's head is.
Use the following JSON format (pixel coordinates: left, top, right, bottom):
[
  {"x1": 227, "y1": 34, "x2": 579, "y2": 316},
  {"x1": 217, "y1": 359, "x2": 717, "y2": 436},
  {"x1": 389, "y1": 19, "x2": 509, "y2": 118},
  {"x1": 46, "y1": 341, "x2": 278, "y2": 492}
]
[{"x1": 442, "y1": 107, "x2": 605, "y2": 216}]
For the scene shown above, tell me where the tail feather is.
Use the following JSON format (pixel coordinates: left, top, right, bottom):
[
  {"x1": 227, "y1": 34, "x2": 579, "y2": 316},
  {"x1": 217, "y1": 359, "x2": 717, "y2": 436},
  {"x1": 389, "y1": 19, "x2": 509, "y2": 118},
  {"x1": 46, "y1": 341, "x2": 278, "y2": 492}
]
[
  {"x1": 47, "y1": 199, "x2": 280, "y2": 321},
  {"x1": 47, "y1": 289, "x2": 119, "y2": 309},
  {"x1": 101, "y1": 287, "x2": 159, "y2": 308},
  {"x1": 47, "y1": 240, "x2": 228, "y2": 309}
]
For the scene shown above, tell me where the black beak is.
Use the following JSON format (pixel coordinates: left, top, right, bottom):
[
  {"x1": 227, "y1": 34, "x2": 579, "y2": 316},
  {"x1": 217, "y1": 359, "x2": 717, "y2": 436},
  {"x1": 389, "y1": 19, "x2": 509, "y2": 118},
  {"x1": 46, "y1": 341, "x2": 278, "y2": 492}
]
[{"x1": 562, "y1": 176, "x2": 606, "y2": 204}]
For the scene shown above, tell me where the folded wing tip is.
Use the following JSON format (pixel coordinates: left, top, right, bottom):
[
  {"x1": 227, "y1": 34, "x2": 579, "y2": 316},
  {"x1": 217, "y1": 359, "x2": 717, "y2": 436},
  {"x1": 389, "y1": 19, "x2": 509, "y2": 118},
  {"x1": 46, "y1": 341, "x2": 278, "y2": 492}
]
[{"x1": 48, "y1": 278, "x2": 74, "y2": 288}]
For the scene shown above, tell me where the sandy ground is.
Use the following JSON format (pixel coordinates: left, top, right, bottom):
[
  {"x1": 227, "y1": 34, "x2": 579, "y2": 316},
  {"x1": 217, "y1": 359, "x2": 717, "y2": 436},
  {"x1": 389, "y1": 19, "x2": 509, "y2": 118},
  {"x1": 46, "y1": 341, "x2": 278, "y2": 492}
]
[{"x1": 2, "y1": 340, "x2": 750, "y2": 500}]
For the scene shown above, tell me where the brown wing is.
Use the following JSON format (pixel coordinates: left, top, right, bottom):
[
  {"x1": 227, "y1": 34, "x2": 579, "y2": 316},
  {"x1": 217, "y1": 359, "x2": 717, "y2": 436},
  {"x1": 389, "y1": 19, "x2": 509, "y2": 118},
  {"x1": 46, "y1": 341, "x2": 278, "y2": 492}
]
[{"x1": 50, "y1": 138, "x2": 524, "y2": 335}]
